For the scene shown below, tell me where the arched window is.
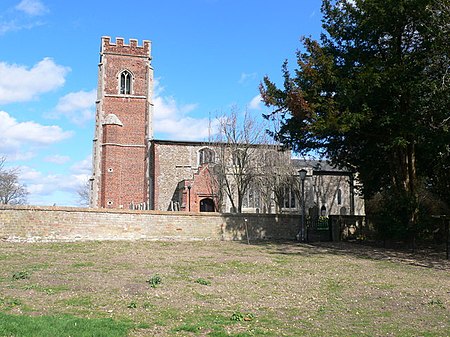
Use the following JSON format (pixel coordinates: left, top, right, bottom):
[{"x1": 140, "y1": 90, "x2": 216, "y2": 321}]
[
  {"x1": 337, "y1": 188, "x2": 342, "y2": 205},
  {"x1": 321, "y1": 205, "x2": 327, "y2": 216},
  {"x1": 243, "y1": 183, "x2": 261, "y2": 209},
  {"x1": 283, "y1": 186, "x2": 296, "y2": 209},
  {"x1": 199, "y1": 148, "x2": 215, "y2": 165},
  {"x1": 120, "y1": 70, "x2": 132, "y2": 95}
]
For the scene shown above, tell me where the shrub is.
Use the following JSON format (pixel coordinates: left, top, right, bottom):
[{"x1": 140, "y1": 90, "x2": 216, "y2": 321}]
[
  {"x1": 194, "y1": 278, "x2": 211, "y2": 286},
  {"x1": 147, "y1": 274, "x2": 162, "y2": 288}
]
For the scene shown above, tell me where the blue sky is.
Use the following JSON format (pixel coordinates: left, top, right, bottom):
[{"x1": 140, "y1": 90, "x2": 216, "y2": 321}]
[{"x1": 0, "y1": 0, "x2": 323, "y2": 206}]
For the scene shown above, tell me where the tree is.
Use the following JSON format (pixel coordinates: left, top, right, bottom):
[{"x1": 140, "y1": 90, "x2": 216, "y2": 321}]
[
  {"x1": 260, "y1": 0, "x2": 450, "y2": 236},
  {"x1": 0, "y1": 157, "x2": 28, "y2": 205},
  {"x1": 77, "y1": 178, "x2": 91, "y2": 207},
  {"x1": 211, "y1": 108, "x2": 265, "y2": 213},
  {"x1": 209, "y1": 107, "x2": 293, "y2": 213}
]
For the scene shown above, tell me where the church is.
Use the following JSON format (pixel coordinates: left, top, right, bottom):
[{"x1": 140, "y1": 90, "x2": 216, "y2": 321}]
[{"x1": 89, "y1": 37, "x2": 364, "y2": 216}]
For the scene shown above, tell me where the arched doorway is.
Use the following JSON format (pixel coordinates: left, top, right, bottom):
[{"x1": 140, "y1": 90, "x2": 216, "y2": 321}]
[{"x1": 200, "y1": 198, "x2": 215, "y2": 212}]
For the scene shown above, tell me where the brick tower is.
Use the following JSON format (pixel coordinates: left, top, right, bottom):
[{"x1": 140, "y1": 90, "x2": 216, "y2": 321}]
[{"x1": 90, "y1": 37, "x2": 153, "y2": 208}]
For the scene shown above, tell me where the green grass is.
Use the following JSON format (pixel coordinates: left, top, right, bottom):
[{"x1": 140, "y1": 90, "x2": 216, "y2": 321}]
[
  {"x1": 63, "y1": 295, "x2": 93, "y2": 307},
  {"x1": 23, "y1": 283, "x2": 69, "y2": 294},
  {"x1": 0, "y1": 312, "x2": 132, "y2": 337}
]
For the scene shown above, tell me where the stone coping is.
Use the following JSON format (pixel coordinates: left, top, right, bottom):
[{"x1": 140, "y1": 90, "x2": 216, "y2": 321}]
[{"x1": 0, "y1": 205, "x2": 300, "y2": 218}]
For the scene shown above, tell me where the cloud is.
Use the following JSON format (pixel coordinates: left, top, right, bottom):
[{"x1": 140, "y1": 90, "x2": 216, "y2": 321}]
[
  {"x1": 249, "y1": 94, "x2": 262, "y2": 110},
  {"x1": 0, "y1": 21, "x2": 19, "y2": 35},
  {"x1": 44, "y1": 155, "x2": 71, "y2": 165},
  {"x1": 0, "y1": 110, "x2": 73, "y2": 157},
  {"x1": 49, "y1": 89, "x2": 96, "y2": 125},
  {"x1": 155, "y1": 117, "x2": 216, "y2": 141},
  {"x1": 0, "y1": 0, "x2": 48, "y2": 36},
  {"x1": 238, "y1": 72, "x2": 257, "y2": 85},
  {"x1": 15, "y1": 0, "x2": 48, "y2": 16},
  {"x1": 154, "y1": 95, "x2": 197, "y2": 120},
  {"x1": 0, "y1": 19, "x2": 44, "y2": 35},
  {"x1": 70, "y1": 155, "x2": 92, "y2": 176},
  {"x1": 0, "y1": 58, "x2": 70, "y2": 104},
  {"x1": 152, "y1": 80, "x2": 215, "y2": 141},
  {"x1": 20, "y1": 155, "x2": 92, "y2": 206}
]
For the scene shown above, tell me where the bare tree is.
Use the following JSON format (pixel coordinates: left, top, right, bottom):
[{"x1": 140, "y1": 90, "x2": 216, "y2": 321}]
[
  {"x1": 0, "y1": 157, "x2": 28, "y2": 205},
  {"x1": 77, "y1": 178, "x2": 91, "y2": 207},
  {"x1": 211, "y1": 108, "x2": 291, "y2": 213}
]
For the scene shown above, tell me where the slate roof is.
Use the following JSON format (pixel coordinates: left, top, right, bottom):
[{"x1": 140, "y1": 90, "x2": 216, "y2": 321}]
[{"x1": 291, "y1": 159, "x2": 349, "y2": 173}]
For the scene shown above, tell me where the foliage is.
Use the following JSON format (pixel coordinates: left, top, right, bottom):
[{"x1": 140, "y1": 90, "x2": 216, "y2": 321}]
[
  {"x1": 127, "y1": 301, "x2": 137, "y2": 309},
  {"x1": 12, "y1": 271, "x2": 30, "y2": 280},
  {"x1": 194, "y1": 277, "x2": 211, "y2": 286},
  {"x1": 0, "y1": 156, "x2": 28, "y2": 205},
  {"x1": 230, "y1": 311, "x2": 254, "y2": 322},
  {"x1": 147, "y1": 274, "x2": 162, "y2": 288},
  {"x1": 260, "y1": 0, "x2": 450, "y2": 234}
]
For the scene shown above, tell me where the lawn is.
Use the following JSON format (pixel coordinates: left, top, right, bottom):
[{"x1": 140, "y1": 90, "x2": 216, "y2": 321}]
[{"x1": 0, "y1": 240, "x2": 448, "y2": 336}]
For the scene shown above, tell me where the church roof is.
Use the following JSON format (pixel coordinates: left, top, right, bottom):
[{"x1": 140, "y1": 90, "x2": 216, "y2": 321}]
[{"x1": 291, "y1": 159, "x2": 352, "y2": 175}]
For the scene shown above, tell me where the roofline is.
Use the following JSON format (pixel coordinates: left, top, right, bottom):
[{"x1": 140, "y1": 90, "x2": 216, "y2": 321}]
[{"x1": 150, "y1": 139, "x2": 284, "y2": 149}]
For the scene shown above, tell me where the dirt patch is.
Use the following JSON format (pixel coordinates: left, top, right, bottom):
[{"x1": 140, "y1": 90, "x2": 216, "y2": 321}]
[{"x1": 0, "y1": 240, "x2": 448, "y2": 336}]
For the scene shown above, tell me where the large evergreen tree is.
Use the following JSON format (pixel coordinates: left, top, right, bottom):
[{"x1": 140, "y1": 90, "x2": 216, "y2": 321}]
[{"x1": 260, "y1": 0, "x2": 450, "y2": 235}]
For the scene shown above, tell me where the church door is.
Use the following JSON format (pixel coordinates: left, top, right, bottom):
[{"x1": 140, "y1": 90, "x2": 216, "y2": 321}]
[{"x1": 200, "y1": 198, "x2": 215, "y2": 212}]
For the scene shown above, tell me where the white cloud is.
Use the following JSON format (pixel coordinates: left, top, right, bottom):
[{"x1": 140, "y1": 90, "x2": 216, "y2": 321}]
[
  {"x1": 152, "y1": 80, "x2": 215, "y2": 141},
  {"x1": 0, "y1": 19, "x2": 44, "y2": 35},
  {"x1": 249, "y1": 94, "x2": 262, "y2": 110},
  {"x1": 44, "y1": 154, "x2": 71, "y2": 165},
  {"x1": 8, "y1": 151, "x2": 36, "y2": 161},
  {"x1": 153, "y1": 95, "x2": 197, "y2": 120},
  {"x1": 20, "y1": 155, "x2": 92, "y2": 206},
  {"x1": 49, "y1": 89, "x2": 96, "y2": 125},
  {"x1": 0, "y1": 58, "x2": 70, "y2": 104},
  {"x1": 0, "y1": 110, "x2": 73, "y2": 157},
  {"x1": 15, "y1": 0, "x2": 48, "y2": 16},
  {"x1": 0, "y1": 21, "x2": 19, "y2": 35},
  {"x1": 155, "y1": 117, "x2": 215, "y2": 141},
  {"x1": 70, "y1": 155, "x2": 92, "y2": 176},
  {"x1": 238, "y1": 72, "x2": 257, "y2": 85}
]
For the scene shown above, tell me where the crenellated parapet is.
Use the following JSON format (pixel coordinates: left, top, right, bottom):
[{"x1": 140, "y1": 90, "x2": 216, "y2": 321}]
[{"x1": 101, "y1": 36, "x2": 151, "y2": 58}]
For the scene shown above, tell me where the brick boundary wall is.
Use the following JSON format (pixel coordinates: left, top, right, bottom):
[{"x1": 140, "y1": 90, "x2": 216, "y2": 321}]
[{"x1": 0, "y1": 205, "x2": 301, "y2": 242}]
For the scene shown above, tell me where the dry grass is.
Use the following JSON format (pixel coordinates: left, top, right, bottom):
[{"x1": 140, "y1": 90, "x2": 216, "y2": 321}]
[{"x1": 0, "y1": 240, "x2": 449, "y2": 336}]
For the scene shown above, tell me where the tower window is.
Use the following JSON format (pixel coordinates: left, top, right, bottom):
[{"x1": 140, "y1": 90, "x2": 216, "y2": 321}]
[{"x1": 120, "y1": 70, "x2": 132, "y2": 95}]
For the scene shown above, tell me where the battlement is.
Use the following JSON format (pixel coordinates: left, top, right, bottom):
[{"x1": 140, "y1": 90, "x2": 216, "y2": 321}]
[{"x1": 101, "y1": 36, "x2": 151, "y2": 57}]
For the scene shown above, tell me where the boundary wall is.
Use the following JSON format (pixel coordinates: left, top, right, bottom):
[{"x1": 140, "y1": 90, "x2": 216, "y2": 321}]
[{"x1": 0, "y1": 205, "x2": 300, "y2": 242}]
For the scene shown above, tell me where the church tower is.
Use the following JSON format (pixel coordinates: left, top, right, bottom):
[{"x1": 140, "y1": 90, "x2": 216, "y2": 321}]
[{"x1": 90, "y1": 37, "x2": 153, "y2": 208}]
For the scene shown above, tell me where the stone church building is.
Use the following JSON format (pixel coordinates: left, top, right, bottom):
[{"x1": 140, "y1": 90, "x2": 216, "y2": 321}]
[{"x1": 90, "y1": 36, "x2": 364, "y2": 216}]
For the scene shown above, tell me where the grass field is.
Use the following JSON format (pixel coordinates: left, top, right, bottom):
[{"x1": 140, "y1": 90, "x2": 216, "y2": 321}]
[{"x1": 0, "y1": 240, "x2": 449, "y2": 336}]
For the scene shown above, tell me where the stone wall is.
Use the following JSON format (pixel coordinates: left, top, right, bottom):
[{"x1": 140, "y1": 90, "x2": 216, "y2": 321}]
[
  {"x1": 0, "y1": 206, "x2": 301, "y2": 243},
  {"x1": 152, "y1": 140, "x2": 207, "y2": 211}
]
